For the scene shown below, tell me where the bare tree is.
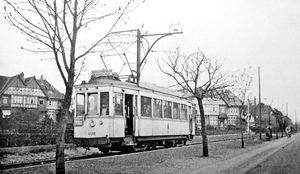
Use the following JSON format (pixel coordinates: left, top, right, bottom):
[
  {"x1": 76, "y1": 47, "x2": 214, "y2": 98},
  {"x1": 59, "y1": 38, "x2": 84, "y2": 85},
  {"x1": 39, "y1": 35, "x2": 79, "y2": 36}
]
[
  {"x1": 231, "y1": 67, "x2": 253, "y2": 148},
  {"x1": 158, "y1": 49, "x2": 229, "y2": 157},
  {"x1": 3, "y1": 0, "x2": 143, "y2": 173}
]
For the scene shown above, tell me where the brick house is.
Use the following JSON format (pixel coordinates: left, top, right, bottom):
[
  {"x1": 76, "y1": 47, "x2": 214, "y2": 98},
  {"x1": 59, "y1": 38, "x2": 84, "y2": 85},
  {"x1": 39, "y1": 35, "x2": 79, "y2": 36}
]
[{"x1": 0, "y1": 72, "x2": 64, "y2": 121}]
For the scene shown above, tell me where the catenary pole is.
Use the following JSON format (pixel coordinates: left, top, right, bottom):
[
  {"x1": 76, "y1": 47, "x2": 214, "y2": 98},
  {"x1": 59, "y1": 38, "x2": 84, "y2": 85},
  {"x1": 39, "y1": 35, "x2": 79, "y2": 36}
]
[{"x1": 258, "y1": 67, "x2": 262, "y2": 139}]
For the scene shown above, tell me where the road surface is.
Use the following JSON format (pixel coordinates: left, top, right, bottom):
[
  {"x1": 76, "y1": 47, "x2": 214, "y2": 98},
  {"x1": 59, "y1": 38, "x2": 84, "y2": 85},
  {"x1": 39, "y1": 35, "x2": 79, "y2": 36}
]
[{"x1": 244, "y1": 133, "x2": 300, "y2": 174}]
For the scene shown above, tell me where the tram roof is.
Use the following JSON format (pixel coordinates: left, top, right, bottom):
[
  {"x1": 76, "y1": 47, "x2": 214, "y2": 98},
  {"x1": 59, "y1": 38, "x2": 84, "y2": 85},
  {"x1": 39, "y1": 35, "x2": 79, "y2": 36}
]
[{"x1": 75, "y1": 77, "x2": 187, "y2": 98}]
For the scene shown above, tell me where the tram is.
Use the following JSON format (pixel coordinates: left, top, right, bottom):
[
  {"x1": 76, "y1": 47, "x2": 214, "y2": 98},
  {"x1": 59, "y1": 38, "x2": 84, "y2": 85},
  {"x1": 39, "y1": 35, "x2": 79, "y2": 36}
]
[{"x1": 74, "y1": 70, "x2": 195, "y2": 153}]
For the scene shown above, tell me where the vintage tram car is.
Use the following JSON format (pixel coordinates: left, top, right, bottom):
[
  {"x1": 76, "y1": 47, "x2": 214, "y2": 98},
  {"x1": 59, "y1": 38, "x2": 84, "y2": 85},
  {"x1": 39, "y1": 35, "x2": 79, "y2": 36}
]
[{"x1": 74, "y1": 70, "x2": 195, "y2": 153}]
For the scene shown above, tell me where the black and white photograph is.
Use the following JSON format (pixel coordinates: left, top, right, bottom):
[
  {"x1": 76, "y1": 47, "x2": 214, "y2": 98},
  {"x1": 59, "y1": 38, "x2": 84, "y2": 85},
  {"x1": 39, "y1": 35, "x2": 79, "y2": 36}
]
[{"x1": 1, "y1": 0, "x2": 300, "y2": 173}]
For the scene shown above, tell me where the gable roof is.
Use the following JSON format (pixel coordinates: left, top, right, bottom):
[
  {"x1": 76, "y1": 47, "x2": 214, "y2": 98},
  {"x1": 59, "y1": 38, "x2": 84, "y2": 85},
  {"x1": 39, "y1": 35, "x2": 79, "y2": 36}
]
[
  {"x1": 0, "y1": 74, "x2": 20, "y2": 95},
  {"x1": 204, "y1": 89, "x2": 242, "y2": 107},
  {"x1": 0, "y1": 72, "x2": 64, "y2": 100},
  {"x1": 0, "y1": 76, "x2": 11, "y2": 93},
  {"x1": 37, "y1": 78, "x2": 64, "y2": 100}
]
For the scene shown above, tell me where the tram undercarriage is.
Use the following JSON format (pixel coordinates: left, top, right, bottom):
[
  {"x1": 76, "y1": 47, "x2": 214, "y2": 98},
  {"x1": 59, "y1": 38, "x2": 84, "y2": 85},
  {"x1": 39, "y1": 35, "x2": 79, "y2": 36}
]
[{"x1": 75, "y1": 134, "x2": 191, "y2": 154}]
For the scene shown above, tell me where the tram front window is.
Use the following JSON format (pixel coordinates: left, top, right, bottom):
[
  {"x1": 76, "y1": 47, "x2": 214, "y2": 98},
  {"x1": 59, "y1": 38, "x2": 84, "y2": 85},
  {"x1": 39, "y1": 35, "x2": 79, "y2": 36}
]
[
  {"x1": 100, "y1": 92, "x2": 109, "y2": 116},
  {"x1": 76, "y1": 93, "x2": 85, "y2": 116},
  {"x1": 88, "y1": 93, "x2": 98, "y2": 115},
  {"x1": 114, "y1": 93, "x2": 123, "y2": 115}
]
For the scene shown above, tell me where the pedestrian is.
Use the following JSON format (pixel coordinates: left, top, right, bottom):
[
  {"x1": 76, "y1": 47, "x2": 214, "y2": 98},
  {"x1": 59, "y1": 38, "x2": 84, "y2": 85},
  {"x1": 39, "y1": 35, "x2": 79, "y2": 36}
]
[
  {"x1": 268, "y1": 126, "x2": 272, "y2": 139},
  {"x1": 265, "y1": 126, "x2": 271, "y2": 141},
  {"x1": 285, "y1": 125, "x2": 291, "y2": 138}
]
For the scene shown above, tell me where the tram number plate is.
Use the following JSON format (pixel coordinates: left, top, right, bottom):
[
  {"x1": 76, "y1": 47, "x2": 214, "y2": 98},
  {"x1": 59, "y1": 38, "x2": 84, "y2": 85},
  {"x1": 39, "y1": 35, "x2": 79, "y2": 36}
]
[{"x1": 88, "y1": 132, "x2": 96, "y2": 135}]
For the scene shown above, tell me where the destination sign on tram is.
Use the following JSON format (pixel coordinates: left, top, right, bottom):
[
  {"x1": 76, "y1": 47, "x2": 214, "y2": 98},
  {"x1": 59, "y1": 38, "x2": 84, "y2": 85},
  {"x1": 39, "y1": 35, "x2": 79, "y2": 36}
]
[{"x1": 92, "y1": 69, "x2": 117, "y2": 77}]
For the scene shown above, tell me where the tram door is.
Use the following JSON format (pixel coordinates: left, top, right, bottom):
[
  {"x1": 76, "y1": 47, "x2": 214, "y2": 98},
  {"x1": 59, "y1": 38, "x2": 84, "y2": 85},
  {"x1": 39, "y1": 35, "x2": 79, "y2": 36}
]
[{"x1": 125, "y1": 94, "x2": 134, "y2": 135}]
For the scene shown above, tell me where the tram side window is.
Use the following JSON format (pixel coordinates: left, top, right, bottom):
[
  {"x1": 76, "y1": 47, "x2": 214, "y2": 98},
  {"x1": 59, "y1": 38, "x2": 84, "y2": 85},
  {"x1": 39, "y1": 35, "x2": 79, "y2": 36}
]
[
  {"x1": 76, "y1": 93, "x2": 85, "y2": 116},
  {"x1": 181, "y1": 104, "x2": 187, "y2": 120},
  {"x1": 114, "y1": 93, "x2": 123, "y2": 115},
  {"x1": 173, "y1": 102, "x2": 180, "y2": 119},
  {"x1": 100, "y1": 92, "x2": 109, "y2": 116},
  {"x1": 141, "y1": 96, "x2": 152, "y2": 117},
  {"x1": 163, "y1": 101, "x2": 172, "y2": 119},
  {"x1": 153, "y1": 98, "x2": 162, "y2": 118},
  {"x1": 88, "y1": 93, "x2": 98, "y2": 115}
]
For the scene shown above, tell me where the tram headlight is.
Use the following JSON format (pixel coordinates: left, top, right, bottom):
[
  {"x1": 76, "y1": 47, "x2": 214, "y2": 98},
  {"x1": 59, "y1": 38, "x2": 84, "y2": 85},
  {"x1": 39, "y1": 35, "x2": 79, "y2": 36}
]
[
  {"x1": 89, "y1": 120, "x2": 96, "y2": 127},
  {"x1": 99, "y1": 120, "x2": 103, "y2": 125}
]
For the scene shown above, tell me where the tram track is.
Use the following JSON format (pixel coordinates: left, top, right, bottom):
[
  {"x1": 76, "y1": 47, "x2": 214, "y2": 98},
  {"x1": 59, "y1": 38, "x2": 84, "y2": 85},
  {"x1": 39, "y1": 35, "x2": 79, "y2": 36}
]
[{"x1": 0, "y1": 134, "x2": 258, "y2": 171}]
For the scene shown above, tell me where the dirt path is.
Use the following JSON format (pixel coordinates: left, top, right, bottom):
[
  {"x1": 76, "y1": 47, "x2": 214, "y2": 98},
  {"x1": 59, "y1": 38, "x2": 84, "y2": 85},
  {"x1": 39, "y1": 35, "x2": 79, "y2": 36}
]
[
  {"x1": 244, "y1": 133, "x2": 300, "y2": 174},
  {"x1": 189, "y1": 133, "x2": 298, "y2": 174}
]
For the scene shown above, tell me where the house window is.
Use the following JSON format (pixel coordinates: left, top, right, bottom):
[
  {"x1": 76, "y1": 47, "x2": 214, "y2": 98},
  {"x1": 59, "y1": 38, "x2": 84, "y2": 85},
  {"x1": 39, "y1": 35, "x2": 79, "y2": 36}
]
[
  {"x1": 39, "y1": 99, "x2": 44, "y2": 105},
  {"x1": 2, "y1": 97, "x2": 8, "y2": 105},
  {"x1": 12, "y1": 96, "x2": 23, "y2": 104},
  {"x1": 26, "y1": 97, "x2": 36, "y2": 104},
  {"x1": 49, "y1": 101, "x2": 52, "y2": 106}
]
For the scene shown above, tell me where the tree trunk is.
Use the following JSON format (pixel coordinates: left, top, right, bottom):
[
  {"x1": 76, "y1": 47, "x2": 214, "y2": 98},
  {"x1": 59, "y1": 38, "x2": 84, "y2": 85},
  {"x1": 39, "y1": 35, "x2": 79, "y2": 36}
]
[
  {"x1": 56, "y1": 84, "x2": 73, "y2": 174},
  {"x1": 239, "y1": 112, "x2": 244, "y2": 148},
  {"x1": 197, "y1": 97, "x2": 208, "y2": 157}
]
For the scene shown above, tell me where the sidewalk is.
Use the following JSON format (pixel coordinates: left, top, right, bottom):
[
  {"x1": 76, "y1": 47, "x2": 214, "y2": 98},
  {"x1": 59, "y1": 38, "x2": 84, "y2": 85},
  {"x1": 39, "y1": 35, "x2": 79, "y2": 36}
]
[{"x1": 189, "y1": 133, "x2": 298, "y2": 174}]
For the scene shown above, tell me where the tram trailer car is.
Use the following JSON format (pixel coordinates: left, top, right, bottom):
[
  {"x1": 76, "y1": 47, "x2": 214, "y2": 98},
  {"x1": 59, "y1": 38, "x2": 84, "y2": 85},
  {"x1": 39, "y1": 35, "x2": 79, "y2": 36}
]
[{"x1": 74, "y1": 70, "x2": 195, "y2": 153}]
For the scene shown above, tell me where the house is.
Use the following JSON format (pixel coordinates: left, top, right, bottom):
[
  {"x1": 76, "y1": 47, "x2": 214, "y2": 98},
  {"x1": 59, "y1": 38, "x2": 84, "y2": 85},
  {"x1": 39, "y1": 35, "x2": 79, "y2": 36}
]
[
  {"x1": 253, "y1": 103, "x2": 273, "y2": 128},
  {"x1": 0, "y1": 72, "x2": 64, "y2": 121},
  {"x1": 203, "y1": 97, "x2": 225, "y2": 128},
  {"x1": 221, "y1": 91, "x2": 242, "y2": 127},
  {"x1": 193, "y1": 89, "x2": 243, "y2": 129}
]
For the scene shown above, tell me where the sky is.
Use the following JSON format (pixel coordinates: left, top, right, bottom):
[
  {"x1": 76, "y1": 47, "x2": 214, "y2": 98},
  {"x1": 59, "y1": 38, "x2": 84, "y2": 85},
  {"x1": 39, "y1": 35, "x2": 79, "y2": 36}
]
[{"x1": 1, "y1": 0, "x2": 300, "y2": 123}]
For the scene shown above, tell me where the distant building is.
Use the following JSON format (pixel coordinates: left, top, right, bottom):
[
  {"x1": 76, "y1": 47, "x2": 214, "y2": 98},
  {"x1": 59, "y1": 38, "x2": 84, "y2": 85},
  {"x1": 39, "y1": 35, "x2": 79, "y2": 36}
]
[
  {"x1": 193, "y1": 90, "x2": 242, "y2": 129},
  {"x1": 0, "y1": 72, "x2": 64, "y2": 121},
  {"x1": 221, "y1": 91, "x2": 242, "y2": 127},
  {"x1": 203, "y1": 97, "x2": 224, "y2": 127}
]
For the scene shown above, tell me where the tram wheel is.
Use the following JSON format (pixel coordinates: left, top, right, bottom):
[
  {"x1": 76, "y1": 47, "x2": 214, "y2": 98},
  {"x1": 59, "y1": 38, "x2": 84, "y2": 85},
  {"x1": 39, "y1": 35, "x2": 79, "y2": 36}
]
[{"x1": 99, "y1": 149, "x2": 109, "y2": 155}]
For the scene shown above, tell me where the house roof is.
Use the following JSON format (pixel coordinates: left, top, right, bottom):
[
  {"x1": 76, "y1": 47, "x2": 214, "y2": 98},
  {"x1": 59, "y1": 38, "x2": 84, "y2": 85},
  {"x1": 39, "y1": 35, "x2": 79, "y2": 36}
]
[
  {"x1": 207, "y1": 89, "x2": 242, "y2": 107},
  {"x1": 0, "y1": 72, "x2": 64, "y2": 100},
  {"x1": 0, "y1": 74, "x2": 19, "y2": 95},
  {"x1": 37, "y1": 78, "x2": 64, "y2": 100},
  {"x1": 0, "y1": 76, "x2": 11, "y2": 93}
]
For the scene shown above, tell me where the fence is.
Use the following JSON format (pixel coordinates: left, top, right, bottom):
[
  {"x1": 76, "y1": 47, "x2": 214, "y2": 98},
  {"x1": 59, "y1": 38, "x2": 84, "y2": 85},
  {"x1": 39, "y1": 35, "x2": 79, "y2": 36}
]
[{"x1": 0, "y1": 119, "x2": 73, "y2": 147}]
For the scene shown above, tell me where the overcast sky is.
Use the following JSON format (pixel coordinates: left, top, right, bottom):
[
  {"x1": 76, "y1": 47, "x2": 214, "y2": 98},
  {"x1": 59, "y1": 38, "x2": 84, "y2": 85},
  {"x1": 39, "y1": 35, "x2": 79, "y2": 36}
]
[{"x1": 1, "y1": 0, "x2": 300, "y2": 122}]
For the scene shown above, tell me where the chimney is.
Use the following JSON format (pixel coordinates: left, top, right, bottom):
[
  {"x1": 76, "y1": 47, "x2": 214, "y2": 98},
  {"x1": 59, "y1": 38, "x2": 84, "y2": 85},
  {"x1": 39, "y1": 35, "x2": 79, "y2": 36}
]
[
  {"x1": 19, "y1": 72, "x2": 24, "y2": 81},
  {"x1": 40, "y1": 75, "x2": 44, "y2": 85}
]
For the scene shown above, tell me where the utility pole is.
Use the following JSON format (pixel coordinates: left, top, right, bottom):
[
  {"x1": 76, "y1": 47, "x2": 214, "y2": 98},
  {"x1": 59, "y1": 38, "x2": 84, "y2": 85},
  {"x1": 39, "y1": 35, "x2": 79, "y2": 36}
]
[
  {"x1": 247, "y1": 99, "x2": 250, "y2": 133},
  {"x1": 295, "y1": 111, "x2": 298, "y2": 132},
  {"x1": 136, "y1": 28, "x2": 183, "y2": 86},
  {"x1": 136, "y1": 29, "x2": 141, "y2": 85},
  {"x1": 286, "y1": 103, "x2": 288, "y2": 117},
  {"x1": 268, "y1": 106, "x2": 271, "y2": 126},
  {"x1": 275, "y1": 112, "x2": 278, "y2": 139},
  {"x1": 258, "y1": 67, "x2": 262, "y2": 140},
  {"x1": 104, "y1": 27, "x2": 182, "y2": 85}
]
